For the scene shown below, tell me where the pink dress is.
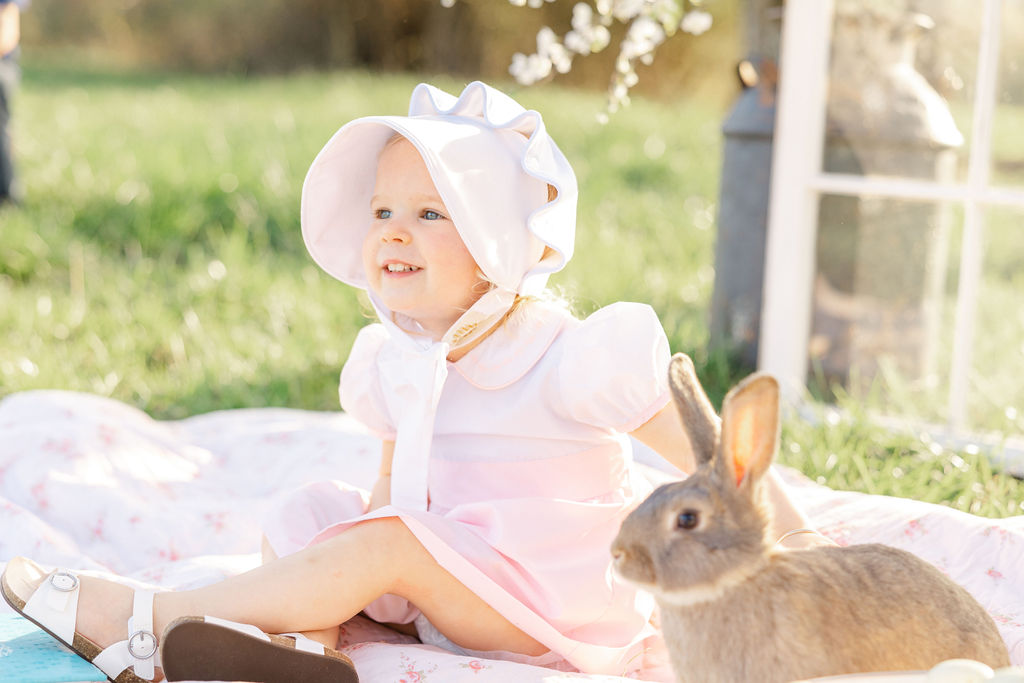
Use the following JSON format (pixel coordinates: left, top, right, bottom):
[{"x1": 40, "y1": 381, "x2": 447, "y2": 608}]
[{"x1": 263, "y1": 301, "x2": 671, "y2": 675}]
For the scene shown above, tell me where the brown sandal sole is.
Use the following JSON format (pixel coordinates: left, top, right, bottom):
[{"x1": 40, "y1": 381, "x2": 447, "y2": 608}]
[
  {"x1": 161, "y1": 616, "x2": 358, "y2": 683},
  {"x1": 0, "y1": 561, "x2": 149, "y2": 683}
]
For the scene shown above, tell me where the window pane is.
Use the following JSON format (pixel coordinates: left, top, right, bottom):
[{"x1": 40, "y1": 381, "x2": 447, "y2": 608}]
[
  {"x1": 992, "y1": 0, "x2": 1024, "y2": 187},
  {"x1": 808, "y1": 193, "x2": 959, "y2": 425},
  {"x1": 969, "y1": 207, "x2": 1024, "y2": 436},
  {"x1": 823, "y1": 0, "x2": 981, "y2": 183}
]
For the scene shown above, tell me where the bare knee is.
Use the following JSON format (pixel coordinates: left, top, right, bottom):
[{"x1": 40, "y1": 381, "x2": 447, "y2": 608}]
[
  {"x1": 316, "y1": 517, "x2": 427, "y2": 592},
  {"x1": 362, "y1": 517, "x2": 426, "y2": 567},
  {"x1": 358, "y1": 516, "x2": 414, "y2": 542},
  {"x1": 328, "y1": 517, "x2": 415, "y2": 551}
]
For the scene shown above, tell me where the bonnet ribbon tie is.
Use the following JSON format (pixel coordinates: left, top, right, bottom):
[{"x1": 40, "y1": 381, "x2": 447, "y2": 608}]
[
  {"x1": 377, "y1": 341, "x2": 450, "y2": 511},
  {"x1": 370, "y1": 287, "x2": 515, "y2": 511}
]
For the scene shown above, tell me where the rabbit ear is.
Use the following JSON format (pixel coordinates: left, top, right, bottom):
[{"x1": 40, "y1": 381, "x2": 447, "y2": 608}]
[
  {"x1": 668, "y1": 353, "x2": 721, "y2": 467},
  {"x1": 718, "y1": 373, "x2": 780, "y2": 489}
]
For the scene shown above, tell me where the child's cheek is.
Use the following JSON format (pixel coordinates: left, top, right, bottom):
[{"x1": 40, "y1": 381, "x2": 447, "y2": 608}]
[{"x1": 361, "y1": 238, "x2": 379, "y2": 286}]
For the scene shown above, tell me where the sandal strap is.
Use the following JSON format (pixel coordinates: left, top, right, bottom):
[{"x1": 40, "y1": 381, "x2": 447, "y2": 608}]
[
  {"x1": 204, "y1": 617, "x2": 327, "y2": 655},
  {"x1": 280, "y1": 632, "x2": 328, "y2": 654},
  {"x1": 93, "y1": 589, "x2": 160, "y2": 681},
  {"x1": 130, "y1": 588, "x2": 160, "y2": 671},
  {"x1": 206, "y1": 615, "x2": 271, "y2": 641},
  {"x1": 23, "y1": 568, "x2": 81, "y2": 646}
]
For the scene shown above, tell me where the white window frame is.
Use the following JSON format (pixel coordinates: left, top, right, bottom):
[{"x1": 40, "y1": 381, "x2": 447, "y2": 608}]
[{"x1": 759, "y1": 0, "x2": 1024, "y2": 471}]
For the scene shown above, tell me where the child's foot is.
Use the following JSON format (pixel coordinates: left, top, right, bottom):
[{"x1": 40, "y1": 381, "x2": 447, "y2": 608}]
[{"x1": 1, "y1": 556, "x2": 165, "y2": 682}]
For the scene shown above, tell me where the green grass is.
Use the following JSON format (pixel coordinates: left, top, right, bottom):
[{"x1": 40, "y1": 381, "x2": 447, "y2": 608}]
[{"x1": 1, "y1": 64, "x2": 1021, "y2": 518}]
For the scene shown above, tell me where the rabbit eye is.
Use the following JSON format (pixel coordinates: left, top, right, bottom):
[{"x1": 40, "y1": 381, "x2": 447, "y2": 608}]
[{"x1": 677, "y1": 510, "x2": 700, "y2": 530}]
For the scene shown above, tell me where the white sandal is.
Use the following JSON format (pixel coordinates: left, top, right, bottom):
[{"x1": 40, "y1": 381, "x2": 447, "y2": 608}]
[{"x1": 1, "y1": 556, "x2": 161, "y2": 683}]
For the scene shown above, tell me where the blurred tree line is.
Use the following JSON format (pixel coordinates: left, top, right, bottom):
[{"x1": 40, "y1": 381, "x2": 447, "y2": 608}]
[{"x1": 20, "y1": 0, "x2": 740, "y2": 105}]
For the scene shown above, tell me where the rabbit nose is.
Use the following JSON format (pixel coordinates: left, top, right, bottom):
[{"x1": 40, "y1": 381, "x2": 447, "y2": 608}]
[{"x1": 610, "y1": 542, "x2": 631, "y2": 564}]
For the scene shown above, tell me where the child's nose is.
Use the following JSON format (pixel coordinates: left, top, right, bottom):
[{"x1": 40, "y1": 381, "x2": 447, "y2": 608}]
[{"x1": 380, "y1": 222, "x2": 411, "y2": 244}]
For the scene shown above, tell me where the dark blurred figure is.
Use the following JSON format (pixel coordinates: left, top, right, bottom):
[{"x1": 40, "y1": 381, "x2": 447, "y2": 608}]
[{"x1": 0, "y1": 0, "x2": 27, "y2": 206}]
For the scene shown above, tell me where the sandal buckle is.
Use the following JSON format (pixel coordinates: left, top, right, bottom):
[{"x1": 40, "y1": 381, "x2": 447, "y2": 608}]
[
  {"x1": 49, "y1": 570, "x2": 79, "y2": 593},
  {"x1": 127, "y1": 630, "x2": 157, "y2": 660}
]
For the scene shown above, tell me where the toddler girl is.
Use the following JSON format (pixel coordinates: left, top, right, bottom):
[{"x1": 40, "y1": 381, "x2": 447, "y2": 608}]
[{"x1": 1, "y1": 81, "x2": 822, "y2": 683}]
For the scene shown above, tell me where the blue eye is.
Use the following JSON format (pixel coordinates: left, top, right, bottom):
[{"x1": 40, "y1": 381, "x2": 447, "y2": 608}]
[
  {"x1": 423, "y1": 210, "x2": 444, "y2": 220},
  {"x1": 375, "y1": 209, "x2": 391, "y2": 219}
]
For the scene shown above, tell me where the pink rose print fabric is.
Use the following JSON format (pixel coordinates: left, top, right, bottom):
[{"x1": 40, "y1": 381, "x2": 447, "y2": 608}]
[{"x1": 0, "y1": 390, "x2": 1021, "y2": 683}]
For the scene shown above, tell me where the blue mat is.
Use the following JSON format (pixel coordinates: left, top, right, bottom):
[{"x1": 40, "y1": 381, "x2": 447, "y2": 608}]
[{"x1": 0, "y1": 613, "x2": 106, "y2": 682}]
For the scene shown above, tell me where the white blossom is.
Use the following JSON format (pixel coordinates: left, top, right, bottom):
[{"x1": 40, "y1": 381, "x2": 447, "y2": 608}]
[
  {"x1": 680, "y1": 9, "x2": 712, "y2": 35},
  {"x1": 510, "y1": 52, "x2": 554, "y2": 84},
  {"x1": 564, "y1": 2, "x2": 611, "y2": 54},
  {"x1": 572, "y1": 1, "x2": 593, "y2": 26},
  {"x1": 537, "y1": 27, "x2": 573, "y2": 73},
  {"x1": 509, "y1": 52, "x2": 529, "y2": 80},
  {"x1": 457, "y1": 0, "x2": 714, "y2": 115},
  {"x1": 624, "y1": 15, "x2": 666, "y2": 57},
  {"x1": 611, "y1": 0, "x2": 646, "y2": 22},
  {"x1": 564, "y1": 30, "x2": 589, "y2": 54},
  {"x1": 650, "y1": 0, "x2": 682, "y2": 30}
]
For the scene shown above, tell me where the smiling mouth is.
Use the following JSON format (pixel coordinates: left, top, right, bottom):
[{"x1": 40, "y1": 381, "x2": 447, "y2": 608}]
[{"x1": 385, "y1": 263, "x2": 421, "y2": 273}]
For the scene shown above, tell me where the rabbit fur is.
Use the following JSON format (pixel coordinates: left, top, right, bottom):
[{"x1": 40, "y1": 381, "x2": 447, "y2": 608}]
[{"x1": 611, "y1": 353, "x2": 1010, "y2": 683}]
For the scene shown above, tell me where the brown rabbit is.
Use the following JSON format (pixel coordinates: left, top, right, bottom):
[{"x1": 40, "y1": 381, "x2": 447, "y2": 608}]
[{"x1": 611, "y1": 353, "x2": 1010, "y2": 683}]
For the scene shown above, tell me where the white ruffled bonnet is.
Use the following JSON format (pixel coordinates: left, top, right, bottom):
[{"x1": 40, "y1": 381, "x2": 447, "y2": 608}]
[{"x1": 301, "y1": 80, "x2": 578, "y2": 313}]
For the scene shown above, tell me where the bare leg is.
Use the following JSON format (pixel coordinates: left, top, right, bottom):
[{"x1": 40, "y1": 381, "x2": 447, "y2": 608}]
[
  {"x1": 71, "y1": 518, "x2": 547, "y2": 657},
  {"x1": 263, "y1": 535, "x2": 417, "y2": 640},
  {"x1": 260, "y1": 536, "x2": 339, "y2": 650}
]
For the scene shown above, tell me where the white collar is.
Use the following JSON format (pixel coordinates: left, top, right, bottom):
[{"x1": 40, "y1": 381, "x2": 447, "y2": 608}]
[
  {"x1": 450, "y1": 300, "x2": 571, "y2": 390},
  {"x1": 372, "y1": 299, "x2": 570, "y2": 510}
]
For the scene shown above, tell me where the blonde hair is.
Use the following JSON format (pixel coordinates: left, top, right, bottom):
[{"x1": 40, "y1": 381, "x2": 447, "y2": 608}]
[{"x1": 381, "y1": 132, "x2": 408, "y2": 154}]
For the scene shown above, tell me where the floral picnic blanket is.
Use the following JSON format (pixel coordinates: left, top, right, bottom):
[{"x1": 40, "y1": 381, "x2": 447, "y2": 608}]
[{"x1": 0, "y1": 390, "x2": 1021, "y2": 682}]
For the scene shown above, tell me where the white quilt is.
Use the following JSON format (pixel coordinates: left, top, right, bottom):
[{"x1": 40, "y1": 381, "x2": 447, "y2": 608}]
[{"x1": 1, "y1": 390, "x2": 1022, "y2": 682}]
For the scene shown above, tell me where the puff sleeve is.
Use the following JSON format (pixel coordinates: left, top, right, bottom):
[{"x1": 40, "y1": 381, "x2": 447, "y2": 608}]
[
  {"x1": 556, "y1": 302, "x2": 672, "y2": 432},
  {"x1": 339, "y1": 324, "x2": 396, "y2": 439}
]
